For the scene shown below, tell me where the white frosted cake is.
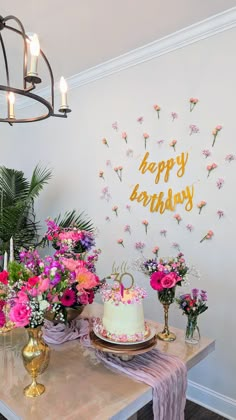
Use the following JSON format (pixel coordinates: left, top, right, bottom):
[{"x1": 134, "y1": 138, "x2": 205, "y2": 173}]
[{"x1": 96, "y1": 282, "x2": 148, "y2": 342}]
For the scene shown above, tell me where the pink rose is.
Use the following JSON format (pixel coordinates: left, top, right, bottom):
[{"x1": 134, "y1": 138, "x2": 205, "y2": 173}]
[
  {"x1": 38, "y1": 277, "x2": 50, "y2": 293},
  {"x1": 150, "y1": 271, "x2": 165, "y2": 291},
  {"x1": 17, "y1": 291, "x2": 29, "y2": 304},
  {"x1": 161, "y1": 272, "x2": 177, "y2": 289},
  {"x1": 9, "y1": 303, "x2": 31, "y2": 327},
  {"x1": 79, "y1": 293, "x2": 89, "y2": 305}
]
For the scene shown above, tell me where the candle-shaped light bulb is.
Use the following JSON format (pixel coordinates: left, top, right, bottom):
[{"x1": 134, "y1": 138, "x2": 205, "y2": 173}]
[
  {"x1": 9, "y1": 237, "x2": 14, "y2": 262},
  {"x1": 8, "y1": 92, "x2": 15, "y2": 119},
  {"x1": 3, "y1": 251, "x2": 8, "y2": 271},
  {"x1": 60, "y1": 76, "x2": 68, "y2": 109},
  {"x1": 29, "y1": 34, "x2": 40, "y2": 75}
]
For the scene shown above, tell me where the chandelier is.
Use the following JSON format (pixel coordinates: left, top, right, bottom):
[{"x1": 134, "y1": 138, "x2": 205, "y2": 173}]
[{"x1": 0, "y1": 14, "x2": 71, "y2": 124}]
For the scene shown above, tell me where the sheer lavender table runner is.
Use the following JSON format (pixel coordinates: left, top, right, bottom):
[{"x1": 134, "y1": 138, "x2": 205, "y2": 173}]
[{"x1": 43, "y1": 318, "x2": 187, "y2": 420}]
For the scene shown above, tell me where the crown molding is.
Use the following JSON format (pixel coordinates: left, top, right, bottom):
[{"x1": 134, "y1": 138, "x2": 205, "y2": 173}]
[{"x1": 7, "y1": 6, "x2": 236, "y2": 109}]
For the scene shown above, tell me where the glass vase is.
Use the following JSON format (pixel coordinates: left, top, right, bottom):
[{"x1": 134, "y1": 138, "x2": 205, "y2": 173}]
[
  {"x1": 185, "y1": 315, "x2": 200, "y2": 344},
  {"x1": 22, "y1": 326, "x2": 50, "y2": 397},
  {"x1": 157, "y1": 287, "x2": 176, "y2": 342}
]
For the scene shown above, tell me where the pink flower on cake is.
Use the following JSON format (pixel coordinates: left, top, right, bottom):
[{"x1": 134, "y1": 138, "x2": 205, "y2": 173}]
[
  {"x1": 207, "y1": 163, "x2": 217, "y2": 177},
  {"x1": 197, "y1": 200, "x2": 207, "y2": 214},
  {"x1": 189, "y1": 97, "x2": 199, "y2": 112},
  {"x1": 102, "y1": 138, "x2": 109, "y2": 147},
  {"x1": 202, "y1": 149, "x2": 211, "y2": 158},
  {"x1": 212, "y1": 125, "x2": 222, "y2": 147},
  {"x1": 153, "y1": 104, "x2": 161, "y2": 118},
  {"x1": 171, "y1": 112, "x2": 178, "y2": 121},
  {"x1": 174, "y1": 214, "x2": 182, "y2": 224},
  {"x1": 122, "y1": 132, "x2": 128, "y2": 143},
  {"x1": 112, "y1": 205, "x2": 118, "y2": 216},
  {"x1": 200, "y1": 230, "x2": 214, "y2": 243},
  {"x1": 142, "y1": 219, "x2": 149, "y2": 234},
  {"x1": 117, "y1": 239, "x2": 124, "y2": 248},
  {"x1": 169, "y1": 139, "x2": 177, "y2": 151},
  {"x1": 9, "y1": 303, "x2": 31, "y2": 327},
  {"x1": 143, "y1": 132, "x2": 149, "y2": 149}
]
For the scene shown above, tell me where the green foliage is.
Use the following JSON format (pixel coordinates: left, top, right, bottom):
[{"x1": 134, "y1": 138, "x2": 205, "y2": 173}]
[
  {"x1": 7, "y1": 261, "x2": 30, "y2": 286},
  {"x1": 0, "y1": 164, "x2": 52, "y2": 262},
  {"x1": 55, "y1": 209, "x2": 94, "y2": 232}
]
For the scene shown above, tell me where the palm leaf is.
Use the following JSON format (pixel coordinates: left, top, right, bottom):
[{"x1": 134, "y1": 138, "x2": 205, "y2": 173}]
[
  {"x1": 28, "y1": 164, "x2": 52, "y2": 199},
  {"x1": 55, "y1": 209, "x2": 94, "y2": 232}
]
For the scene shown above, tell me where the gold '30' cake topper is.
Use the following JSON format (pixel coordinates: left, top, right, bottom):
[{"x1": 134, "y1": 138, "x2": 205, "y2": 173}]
[{"x1": 109, "y1": 261, "x2": 134, "y2": 291}]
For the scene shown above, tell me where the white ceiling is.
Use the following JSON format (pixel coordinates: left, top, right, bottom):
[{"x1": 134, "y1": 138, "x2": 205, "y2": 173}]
[{"x1": 1, "y1": 0, "x2": 236, "y2": 81}]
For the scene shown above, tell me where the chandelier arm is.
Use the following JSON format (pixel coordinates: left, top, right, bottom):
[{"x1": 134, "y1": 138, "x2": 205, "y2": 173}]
[
  {"x1": 3, "y1": 16, "x2": 28, "y2": 89},
  {"x1": 0, "y1": 33, "x2": 10, "y2": 86}
]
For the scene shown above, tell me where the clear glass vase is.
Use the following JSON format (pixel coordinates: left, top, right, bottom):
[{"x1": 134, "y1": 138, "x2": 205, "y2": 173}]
[{"x1": 185, "y1": 315, "x2": 200, "y2": 344}]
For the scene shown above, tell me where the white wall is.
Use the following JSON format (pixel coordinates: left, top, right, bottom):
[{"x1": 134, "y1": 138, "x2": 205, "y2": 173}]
[{"x1": 1, "y1": 26, "x2": 236, "y2": 417}]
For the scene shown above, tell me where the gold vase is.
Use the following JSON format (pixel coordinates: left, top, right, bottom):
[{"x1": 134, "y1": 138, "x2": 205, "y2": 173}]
[
  {"x1": 157, "y1": 288, "x2": 176, "y2": 342},
  {"x1": 22, "y1": 326, "x2": 50, "y2": 397}
]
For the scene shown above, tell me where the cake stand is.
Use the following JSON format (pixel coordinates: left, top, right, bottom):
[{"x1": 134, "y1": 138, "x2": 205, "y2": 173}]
[{"x1": 90, "y1": 331, "x2": 157, "y2": 361}]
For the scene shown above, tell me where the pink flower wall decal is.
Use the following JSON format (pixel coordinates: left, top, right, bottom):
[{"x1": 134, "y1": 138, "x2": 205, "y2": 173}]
[
  {"x1": 200, "y1": 230, "x2": 214, "y2": 243},
  {"x1": 106, "y1": 160, "x2": 112, "y2": 167},
  {"x1": 153, "y1": 104, "x2": 161, "y2": 118},
  {"x1": 169, "y1": 139, "x2": 177, "y2": 151},
  {"x1": 142, "y1": 220, "x2": 149, "y2": 234},
  {"x1": 189, "y1": 97, "x2": 199, "y2": 112},
  {"x1": 216, "y1": 178, "x2": 224, "y2": 189},
  {"x1": 160, "y1": 229, "x2": 167, "y2": 237},
  {"x1": 112, "y1": 206, "x2": 118, "y2": 216},
  {"x1": 186, "y1": 224, "x2": 194, "y2": 232},
  {"x1": 102, "y1": 138, "x2": 109, "y2": 147},
  {"x1": 143, "y1": 132, "x2": 149, "y2": 149},
  {"x1": 112, "y1": 121, "x2": 118, "y2": 131},
  {"x1": 99, "y1": 170, "x2": 104, "y2": 180},
  {"x1": 122, "y1": 132, "x2": 128, "y2": 144},
  {"x1": 174, "y1": 214, "x2": 182, "y2": 224},
  {"x1": 135, "y1": 242, "x2": 145, "y2": 253},
  {"x1": 105, "y1": 216, "x2": 110, "y2": 222},
  {"x1": 157, "y1": 139, "x2": 164, "y2": 145},
  {"x1": 172, "y1": 242, "x2": 180, "y2": 251},
  {"x1": 152, "y1": 246, "x2": 159, "y2": 257},
  {"x1": 225, "y1": 154, "x2": 235, "y2": 163},
  {"x1": 171, "y1": 112, "x2": 178, "y2": 121},
  {"x1": 100, "y1": 186, "x2": 111, "y2": 202},
  {"x1": 124, "y1": 225, "x2": 131, "y2": 234},
  {"x1": 126, "y1": 204, "x2": 131, "y2": 212},
  {"x1": 189, "y1": 124, "x2": 199, "y2": 135},
  {"x1": 212, "y1": 125, "x2": 222, "y2": 147},
  {"x1": 197, "y1": 200, "x2": 207, "y2": 214},
  {"x1": 217, "y1": 210, "x2": 224, "y2": 219},
  {"x1": 114, "y1": 166, "x2": 123, "y2": 182},
  {"x1": 202, "y1": 149, "x2": 211, "y2": 158},
  {"x1": 117, "y1": 239, "x2": 124, "y2": 248},
  {"x1": 137, "y1": 116, "x2": 144, "y2": 124},
  {"x1": 126, "y1": 148, "x2": 133, "y2": 157},
  {"x1": 207, "y1": 163, "x2": 217, "y2": 177}
]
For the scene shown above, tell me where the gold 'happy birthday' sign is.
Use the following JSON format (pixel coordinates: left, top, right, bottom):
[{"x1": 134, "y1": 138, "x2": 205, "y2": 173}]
[{"x1": 129, "y1": 151, "x2": 194, "y2": 213}]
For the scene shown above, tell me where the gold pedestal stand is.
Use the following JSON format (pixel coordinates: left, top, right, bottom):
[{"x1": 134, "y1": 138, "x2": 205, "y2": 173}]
[{"x1": 157, "y1": 304, "x2": 176, "y2": 342}]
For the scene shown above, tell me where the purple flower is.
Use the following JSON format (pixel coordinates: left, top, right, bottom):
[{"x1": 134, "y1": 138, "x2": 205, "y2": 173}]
[{"x1": 192, "y1": 288, "x2": 199, "y2": 297}]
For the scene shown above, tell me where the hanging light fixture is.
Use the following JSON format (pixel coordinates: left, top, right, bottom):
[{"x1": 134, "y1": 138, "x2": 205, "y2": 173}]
[{"x1": 0, "y1": 14, "x2": 71, "y2": 125}]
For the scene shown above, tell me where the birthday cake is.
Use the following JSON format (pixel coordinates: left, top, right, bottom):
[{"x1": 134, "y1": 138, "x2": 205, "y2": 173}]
[{"x1": 96, "y1": 281, "x2": 148, "y2": 342}]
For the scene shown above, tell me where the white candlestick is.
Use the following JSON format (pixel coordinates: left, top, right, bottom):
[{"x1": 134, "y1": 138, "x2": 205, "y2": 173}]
[
  {"x1": 8, "y1": 92, "x2": 15, "y2": 119},
  {"x1": 29, "y1": 34, "x2": 40, "y2": 76},
  {"x1": 3, "y1": 251, "x2": 8, "y2": 271},
  {"x1": 60, "y1": 77, "x2": 68, "y2": 108},
  {"x1": 10, "y1": 237, "x2": 14, "y2": 262}
]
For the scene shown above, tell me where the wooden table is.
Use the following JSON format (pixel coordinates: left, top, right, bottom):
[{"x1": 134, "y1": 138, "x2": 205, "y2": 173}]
[{"x1": 0, "y1": 304, "x2": 215, "y2": 420}]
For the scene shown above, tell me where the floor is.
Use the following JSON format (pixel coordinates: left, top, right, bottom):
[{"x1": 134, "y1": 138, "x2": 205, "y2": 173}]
[
  {"x1": 137, "y1": 400, "x2": 227, "y2": 420},
  {"x1": 0, "y1": 401, "x2": 227, "y2": 420}
]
